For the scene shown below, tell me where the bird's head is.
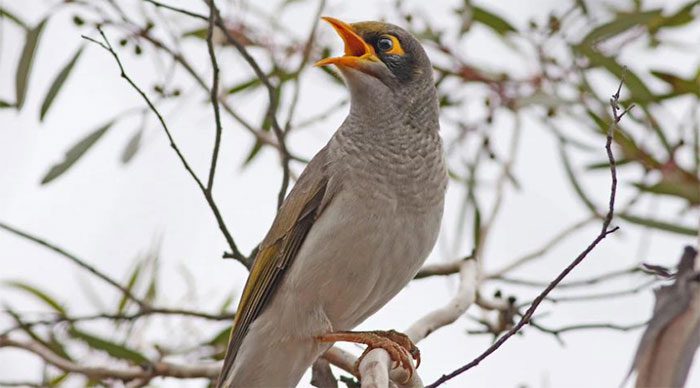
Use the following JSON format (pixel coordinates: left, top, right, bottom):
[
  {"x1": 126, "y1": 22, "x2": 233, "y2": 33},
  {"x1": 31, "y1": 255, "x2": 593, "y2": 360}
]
[{"x1": 316, "y1": 17, "x2": 436, "y2": 115}]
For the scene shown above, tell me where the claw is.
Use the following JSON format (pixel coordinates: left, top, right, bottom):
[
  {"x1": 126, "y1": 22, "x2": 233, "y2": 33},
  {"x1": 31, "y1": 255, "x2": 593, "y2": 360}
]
[{"x1": 317, "y1": 330, "x2": 420, "y2": 383}]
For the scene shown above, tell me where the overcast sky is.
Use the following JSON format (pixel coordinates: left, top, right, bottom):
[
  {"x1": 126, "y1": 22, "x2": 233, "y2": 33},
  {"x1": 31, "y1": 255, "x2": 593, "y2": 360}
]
[{"x1": 1, "y1": 0, "x2": 699, "y2": 387}]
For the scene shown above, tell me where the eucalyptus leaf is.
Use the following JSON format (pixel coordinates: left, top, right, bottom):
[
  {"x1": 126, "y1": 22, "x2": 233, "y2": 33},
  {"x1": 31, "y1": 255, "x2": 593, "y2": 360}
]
[
  {"x1": 40, "y1": 46, "x2": 84, "y2": 121},
  {"x1": 41, "y1": 121, "x2": 114, "y2": 185},
  {"x1": 620, "y1": 213, "x2": 696, "y2": 236},
  {"x1": 121, "y1": 127, "x2": 144, "y2": 164},
  {"x1": 3, "y1": 280, "x2": 66, "y2": 314},
  {"x1": 15, "y1": 18, "x2": 47, "y2": 109},
  {"x1": 471, "y1": 5, "x2": 516, "y2": 36},
  {"x1": 69, "y1": 327, "x2": 149, "y2": 364}
]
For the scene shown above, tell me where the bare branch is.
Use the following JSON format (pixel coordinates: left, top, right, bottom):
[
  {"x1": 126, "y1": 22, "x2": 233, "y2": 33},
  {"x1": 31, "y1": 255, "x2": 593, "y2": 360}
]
[
  {"x1": 82, "y1": 28, "x2": 248, "y2": 266},
  {"x1": 427, "y1": 78, "x2": 627, "y2": 388},
  {"x1": 0, "y1": 221, "x2": 146, "y2": 309},
  {"x1": 406, "y1": 259, "x2": 479, "y2": 341},
  {"x1": 0, "y1": 336, "x2": 220, "y2": 381},
  {"x1": 208, "y1": 2, "x2": 291, "y2": 208},
  {"x1": 205, "y1": 0, "x2": 224, "y2": 192}
]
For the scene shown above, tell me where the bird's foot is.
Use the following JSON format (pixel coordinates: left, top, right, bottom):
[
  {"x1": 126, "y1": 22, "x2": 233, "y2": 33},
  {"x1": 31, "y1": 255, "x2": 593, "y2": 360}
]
[{"x1": 316, "y1": 329, "x2": 419, "y2": 383}]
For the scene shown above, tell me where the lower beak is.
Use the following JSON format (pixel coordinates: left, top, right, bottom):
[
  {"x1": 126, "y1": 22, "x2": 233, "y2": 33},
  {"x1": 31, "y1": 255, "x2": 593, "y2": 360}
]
[{"x1": 315, "y1": 17, "x2": 379, "y2": 71}]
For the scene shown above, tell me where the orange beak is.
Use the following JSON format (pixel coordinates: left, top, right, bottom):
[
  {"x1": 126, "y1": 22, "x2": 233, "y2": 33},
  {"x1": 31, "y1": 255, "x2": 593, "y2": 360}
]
[{"x1": 315, "y1": 17, "x2": 379, "y2": 70}]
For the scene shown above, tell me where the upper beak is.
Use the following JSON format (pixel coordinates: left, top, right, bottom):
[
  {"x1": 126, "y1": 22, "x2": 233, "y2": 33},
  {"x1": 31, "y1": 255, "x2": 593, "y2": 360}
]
[{"x1": 315, "y1": 17, "x2": 379, "y2": 71}]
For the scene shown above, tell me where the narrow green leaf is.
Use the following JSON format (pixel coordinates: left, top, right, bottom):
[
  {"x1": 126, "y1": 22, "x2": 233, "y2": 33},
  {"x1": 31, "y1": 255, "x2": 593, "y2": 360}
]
[
  {"x1": 471, "y1": 6, "x2": 516, "y2": 35},
  {"x1": 620, "y1": 213, "x2": 696, "y2": 236},
  {"x1": 586, "y1": 158, "x2": 632, "y2": 170},
  {"x1": 5, "y1": 308, "x2": 72, "y2": 360},
  {"x1": 48, "y1": 373, "x2": 69, "y2": 387},
  {"x1": 69, "y1": 327, "x2": 149, "y2": 364},
  {"x1": 575, "y1": 45, "x2": 654, "y2": 104},
  {"x1": 581, "y1": 10, "x2": 662, "y2": 45},
  {"x1": 209, "y1": 326, "x2": 231, "y2": 347},
  {"x1": 3, "y1": 280, "x2": 66, "y2": 314},
  {"x1": 48, "y1": 372, "x2": 69, "y2": 387},
  {"x1": 242, "y1": 139, "x2": 263, "y2": 166},
  {"x1": 472, "y1": 204, "x2": 482, "y2": 251},
  {"x1": 182, "y1": 27, "x2": 207, "y2": 40},
  {"x1": 226, "y1": 77, "x2": 263, "y2": 95},
  {"x1": 653, "y1": 1, "x2": 699, "y2": 30},
  {"x1": 633, "y1": 179, "x2": 700, "y2": 205},
  {"x1": 0, "y1": 6, "x2": 28, "y2": 29},
  {"x1": 117, "y1": 263, "x2": 142, "y2": 314},
  {"x1": 40, "y1": 46, "x2": 84, "y2": 121},
  {"x1": 120, "y1": 127, "x2": 143, "y2": 164},
  {"x1": 650, "y1": 70, "x2": 699, "y2": 96},
  {"x1": 0, "y1": 99, "x2": 14, "y2": 108},
  {"x1": 41, "y1": 121, "x2": 113, "y2": 185},
  {"x1": 15, "y1": 18, "x2": 47, "y2": 109}
]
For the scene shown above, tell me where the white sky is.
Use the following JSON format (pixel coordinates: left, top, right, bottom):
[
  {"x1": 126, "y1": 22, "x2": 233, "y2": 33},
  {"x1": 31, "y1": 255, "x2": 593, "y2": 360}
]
[{"x1": 1, "y1": 0, "x2": 699, "y2": 387}]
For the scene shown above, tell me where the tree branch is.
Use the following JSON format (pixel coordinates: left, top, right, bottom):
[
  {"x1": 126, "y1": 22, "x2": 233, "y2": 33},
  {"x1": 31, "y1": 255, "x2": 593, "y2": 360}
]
[
  {"x1": 427, "y1": 77, "x2": 628, "y2": 388},
  {"x1": 0, "y1": 221, "x2": 146, "y2": 309},
  {"x1": 0, "y1": 335, "x2": 220, "y2": 381},
  {"x1": 82, "y1": 28, "x2": 247, "y2": 266}
]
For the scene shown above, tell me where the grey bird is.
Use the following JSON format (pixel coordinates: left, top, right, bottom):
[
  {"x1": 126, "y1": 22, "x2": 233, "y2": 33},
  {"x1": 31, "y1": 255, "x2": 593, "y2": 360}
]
[{"x1": 218, "y1": 17, "x2": 447, "y2": 387}]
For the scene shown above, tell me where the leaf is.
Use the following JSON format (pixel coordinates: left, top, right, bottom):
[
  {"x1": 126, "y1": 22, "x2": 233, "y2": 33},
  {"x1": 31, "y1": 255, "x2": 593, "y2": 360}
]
[
  {"x1": 226, "y1": 77, "x2": 263, "y2": 95},
  {"x1": 182, "y1": 27, "x2": 207, "y2": 40},
  {"x1": 41, "y1": 121, "x2": 113, "y2": 185},
  {"x1": 471, "y1": 5, "x2": 516, "y2": 36},
  {"x1": 0, "y1": 6, "x2": 28, "y2": 29},
  {"x1": 575, "y1": 45, "x2": 655, "y2": 104},
  {"x1": 586, "y1": 158, "x2": 632, "y2": 170},
  {"x1": 40, "y1": 46, "x2": 84, "y2": 121},
  {"x1": 0, "y1": 99, "x2": 14, "y2": 108},
  {"x1": 69, "y1": 327, "x2": 149, "y2": 364},
  {"x1": 652, "y1": 1, "x2": 699, "y2": 31},
  {"x1": 633, "y1": 179, "x2": 700, "y2": 205},
  {"x1": 619, "y1": 213, "x2": 696, "y2": 236},
  {"x1": 581, "y1": 10, "x2": 662, "y2": 45},
  {"x1": 15, "y1": 18, "x2": 47, "y2": 109},
  {"x1": 117, "y1": 263, "x2": 142, "y2": 315},
  {"x1": 3, "y1": 280, "x2": 66, "y2": 314},
  {"x1": 120, "y1": 127, "x2": 143, "y2": 164},
  {"x1": 5, "y1": 308, "x2": 72, "y2": 360},
  {"x1": 242, "y1": 139, "x2": 263, "y2": 166},
  {"x1": 472, "y1": 204, "x2": 482, "y2": 250},
  {"x1": 48, "y1": 372, "x2": 69, "y2": 387},
  {"x1": 650, "y1": 70, "x2": 699, "y2": 97},
  {"x1": 584, "y1": 109, "x2": 661, "y2": 170}
]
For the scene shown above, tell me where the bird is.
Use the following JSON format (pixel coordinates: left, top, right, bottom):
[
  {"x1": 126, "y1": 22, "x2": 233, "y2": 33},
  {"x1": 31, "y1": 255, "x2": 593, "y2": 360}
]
[{"x1": 218, "y1": 17, "x2": 447, "y2": 387}]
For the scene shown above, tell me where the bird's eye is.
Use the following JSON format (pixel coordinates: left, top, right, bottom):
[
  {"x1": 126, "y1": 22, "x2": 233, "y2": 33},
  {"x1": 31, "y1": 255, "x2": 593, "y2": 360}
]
[{"x1": 377, "y1": 37, "x2": 394, "y2": 52}]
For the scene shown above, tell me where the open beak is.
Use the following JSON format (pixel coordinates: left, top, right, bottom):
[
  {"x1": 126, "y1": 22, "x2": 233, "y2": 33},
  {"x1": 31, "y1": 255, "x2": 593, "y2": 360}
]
[{"x1": 315, "y1": 17, "x2": 379, "y2": 71}]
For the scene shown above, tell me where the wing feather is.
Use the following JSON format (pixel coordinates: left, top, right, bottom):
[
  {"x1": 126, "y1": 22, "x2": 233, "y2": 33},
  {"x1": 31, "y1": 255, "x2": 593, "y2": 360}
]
[{"x1": 218, "y1": 149, "x2": 332, "y2": 385}]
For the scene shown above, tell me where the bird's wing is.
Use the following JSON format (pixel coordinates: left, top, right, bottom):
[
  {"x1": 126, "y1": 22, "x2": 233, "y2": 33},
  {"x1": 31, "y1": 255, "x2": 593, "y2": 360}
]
[{"x1": 219, "y1": 147, "x2": 334, "y2": 383}]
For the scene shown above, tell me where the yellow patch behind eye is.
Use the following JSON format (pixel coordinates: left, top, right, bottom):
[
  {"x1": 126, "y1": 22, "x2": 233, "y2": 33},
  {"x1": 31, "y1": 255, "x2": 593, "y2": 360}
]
[{"x1": 385, "y1": 35, "x2": 405, "y2": 56}]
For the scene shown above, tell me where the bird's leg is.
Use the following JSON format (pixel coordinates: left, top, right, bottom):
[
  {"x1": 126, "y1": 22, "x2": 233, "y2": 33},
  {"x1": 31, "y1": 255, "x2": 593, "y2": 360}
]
[{"x1": 316, "y1": 329, "x2": 420, "y2": 382}]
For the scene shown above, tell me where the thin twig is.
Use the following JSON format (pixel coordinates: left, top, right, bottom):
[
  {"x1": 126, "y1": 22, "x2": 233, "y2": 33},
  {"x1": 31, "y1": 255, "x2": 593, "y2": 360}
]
[
  {"x1": 0, "y1": 221, "x2": 146, "y2": 309},
  {"x1": 2, "y1": 308, "x2": 234, "y2": 336},
  {"x1": 205, "y1": 0, "x2": 224, "y2": 192},
  {"x1": 427, "y1": 77, "x2": 629, "y2": 388},
  {"x1": 209, "y1": 3, "x2": 291, "y2": 208},
  {"x1": 82, "y1": 29, "x2": 247, "y2": 266},
  {"x1": 0, "y1": 336, "x2": 220, "y2": 381},
  {"x1": 143, "y1": 0, "x2": 207, "y2": 20},
  {"x1": 283, "y1": 0, "x2": 326, "y2": 133}
]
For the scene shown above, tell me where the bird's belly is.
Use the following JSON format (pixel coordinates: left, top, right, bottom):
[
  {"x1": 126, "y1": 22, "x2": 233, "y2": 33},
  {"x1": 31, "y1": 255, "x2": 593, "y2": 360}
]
[{"x1": 280, "y1": 188, "x2": 443, "y2": 333}]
